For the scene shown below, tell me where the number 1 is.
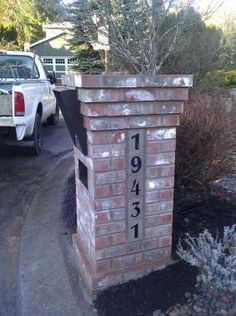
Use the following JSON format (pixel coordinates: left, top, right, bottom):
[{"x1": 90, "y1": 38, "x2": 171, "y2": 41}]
[
  {"x1": 131, "y1": 133, "x2": 140, "y2": 150},
  {"x1": 131, "y1": 223, "x2": 139, "y2": 239}
]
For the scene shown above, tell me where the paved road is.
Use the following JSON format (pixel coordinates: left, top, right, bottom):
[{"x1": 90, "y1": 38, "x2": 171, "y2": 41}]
[{"x1": 0, "y1": 117, "x2": 74, "y2": 315}]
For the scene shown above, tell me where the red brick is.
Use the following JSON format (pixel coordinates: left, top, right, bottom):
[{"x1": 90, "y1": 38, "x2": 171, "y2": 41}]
[
  {"x1": 110, "y1": 257, "x2": 123, "y2": 270},
  {"x1": 146, "y1": 166, "x2": 161, "y2": 178},
  {"x1": 85, "y1": 115, "x2": 179, "y2": 131},
  {"x1": 145, "y1": 224, "x2": 172, "y2": 238},
  {"x1": 96, "y1": 236, "x2": 111, "y2": 248},
  {"x1": 159, "y1": 189, "x2": 174, "y2": 201},
  {"x1": 95, "y1": 212, "x2": 110, "y2": 224},
  {"x1": 110, "y1": 183, "x2": 126, "y2": 196},
  {"x1": 110, "y1": 208, "x2": 126, "y2": 221},
  {"x1": 110, "y1": 131, "x2": 126, "y2": 143},
  {"x1": 161, "y1": 140, "x2": 176, "y2": 151},
  {"x1": 95, "y1": 185, "x2": 110, "y2": 198},
  {"x1": 147, "y1": 128, "x2": 176, "y2": 140},
  {"x1": 144, "y1": 201, "x2": 174, "y2": 215},
  {"x1": 96, "y1": 273, "x2": 123, "y2": 288},
  {"x1": 89, "y1": 144, "x2": 125, "y2": 158},
  {"x1": 95, "y1": 170, "x2": 126, "y2": 185},
  {"x1": 145, "y1": 213, "x2": 173, "y2": 227},
  {"x1": 128, "y1": 116, "x2": 151, "y2": 128},
  {"x1": 95, "y1": 256, "x2": 174, "y2": 289},
  {"x1": 121, "y1": 258, "x2": 172, "y2": 283},
  {"x1": 162, "y1": 114, "x2": 179, "y2": 126},
  {"x1": 79, "y1": 88, "x2": 189, "y2": 103},
  {"x1": 111, "y1": 253, "x2": 143, "y2": 270},
  {"x1": 96, "y1": 221, "x2": 126, "y2": 236},
  {"x1": 146, "y1": 152, "x2": 175, "y2": 166},
  {"x1": 95, "y1": 196, "x2": 126, "y2": 211},
  {"x1": 147, "y1": 142, "x2": 161, "y2": 154},
  {"x1": 87, "y1": 131, "x2": 109, "y2": 144},
  {"x1": 145, "y1": 189, "x2": 174, "y2": 203},
  {"x1": 161, "y1": 165, "x2": 175, "y2": 177},
  {"x1": 159, "y1": 235, "x2": 172, "y2": 248},
  {"x1": 111, "y1": 158, "x2": 126, "y2": 170},
  {"x1": 149, "y1": 115, "x2": 179, "y2": 127},
  {"x1": 111, "y1": 232, "x2": 126, "y2": 245},
  {"x1": 96, "y1": 260, "x2": 111, "y2": 274},
  {"x1": 83, "y1": 104, "x2": 107, "y2": 117},
  {"x1": 84, "y1": 116, "x2": 127, "y2": 131},
  {"x1": 146, "y1": 165, "x2": 175, "y2": 178},
  {"x1": 126, "y1": 239, "x2": 158, "y2": 253},
  {"x1": 145, "y1": 215, "x2": 159, "y2": 227},
  {"x1": 109, "y1": 103, "x2": 154, "y2": 116},
  {"x1": 153, "y1": 102, "x2": 184, "y2": 114},
  {"x1": 96, "y1": 244, "x2": 126, "y2": 260},
  {"x1": 159, "y1": 213, "x2": 173, "y2": 225},
  {"x1": 143, "y1": 247, "x2": 171, "y2": 262},
  {"x1": 82, "y1": 101, "x2": 183, "y2": 117},
  {"x1": 146, "y1": 177, "x2": 174, "y2": 191},
  {"x1": 87, "y1": 130, "x2": 126, "y2": 144},
  {"x1": 93, "y1": 159, "x2": 110, "y2": 172}
]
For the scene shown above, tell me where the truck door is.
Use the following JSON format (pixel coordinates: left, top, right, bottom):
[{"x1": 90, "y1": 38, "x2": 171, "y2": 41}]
[{"x1": 37, "y1": 57, "x2": 56, "y2": 118}]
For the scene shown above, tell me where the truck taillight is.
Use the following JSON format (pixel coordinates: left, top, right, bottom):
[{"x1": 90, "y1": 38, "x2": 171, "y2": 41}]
[{"x1": 14, "y1": 92, "x2": 25, "y2": 116}]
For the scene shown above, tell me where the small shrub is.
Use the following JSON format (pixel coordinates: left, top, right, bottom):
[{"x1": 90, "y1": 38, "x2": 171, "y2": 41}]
[
  {"x1": 177, "y1": 226, "x2": 236, "y2": 292},
  {"x1": 177, "y1": 226, "x2": 236, "y2": 314},
  {"x1": 194, "y1": 70, "x2": 227, "y2": 94},
  {"x1": 225, "y1": 69, "x2": 236, "y2": 88},
  {"x1": 194, "y1": 70, "x2": 236, "y2": 93},
  {"x1": 175, "y1": 94, "x2": 236, "y2": 188}
]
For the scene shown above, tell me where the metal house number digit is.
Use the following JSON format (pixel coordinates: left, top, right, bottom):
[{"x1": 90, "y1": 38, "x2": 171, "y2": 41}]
[
  {"x1": 127, "y1": 129, "x2": 145, "y2": 242},
  {"x1": 131, "y1": 133, "x2": 140, "y2": 150}
]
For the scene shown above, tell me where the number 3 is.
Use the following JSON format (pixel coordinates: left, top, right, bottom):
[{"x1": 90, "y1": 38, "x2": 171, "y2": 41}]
[{"x1": 131, "y1": 201, "x2": 140, "y2": 217}]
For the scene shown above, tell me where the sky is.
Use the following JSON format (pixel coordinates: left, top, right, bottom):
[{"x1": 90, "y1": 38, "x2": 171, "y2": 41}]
[
  {"x1": 62, "y1": 0, "x2": 236, "y2": 26},
  {"x1": 62, "y1": 0, "x2": 236, "y2": 10}
]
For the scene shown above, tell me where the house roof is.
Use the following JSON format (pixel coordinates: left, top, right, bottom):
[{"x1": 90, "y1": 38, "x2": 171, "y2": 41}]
[
  {"x1": 30, "y1": 32, "x2": 67, "y2": 48},
  {"x1": 30, "y1": 22, "x2": 74, "y2": 48},
  {"x1": 43, "y1": 22, "x2": 73, "y2": 31}
]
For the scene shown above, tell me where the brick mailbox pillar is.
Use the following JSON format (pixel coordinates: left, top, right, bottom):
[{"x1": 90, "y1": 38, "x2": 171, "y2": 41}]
[{"x1": 61, "y1": 74, "x2": 193, "y2": 298}]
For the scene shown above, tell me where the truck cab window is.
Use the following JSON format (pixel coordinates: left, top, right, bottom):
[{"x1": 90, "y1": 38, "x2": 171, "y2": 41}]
[{"x1": 0, "y1": 55, "x2": 39, "y2": 80}]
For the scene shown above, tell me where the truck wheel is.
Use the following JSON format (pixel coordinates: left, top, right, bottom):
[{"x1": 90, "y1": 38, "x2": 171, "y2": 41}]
[
  {"x1": 33, "y1": 113, "x2": 42, "y2": 156},
  {"x1": 47, "y1": 104, "x2": 59, "y2": 126}
]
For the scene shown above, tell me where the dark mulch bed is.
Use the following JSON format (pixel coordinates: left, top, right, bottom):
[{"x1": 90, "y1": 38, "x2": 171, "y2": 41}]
[
  {"x1": 95, "y1": 186, "x2": 236, "y2": 316},
  {"x1": 95, "y1": 261, "x2": 197, "y2": 316}
]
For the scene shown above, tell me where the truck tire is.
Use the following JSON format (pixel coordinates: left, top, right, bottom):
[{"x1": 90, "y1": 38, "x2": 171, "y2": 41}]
[
  {"x1": 47, "y1": 104, "x2": 59, "y2": 126},
  {"x1": 33, "y1": 113, "x2": 42, "y2": 156}
]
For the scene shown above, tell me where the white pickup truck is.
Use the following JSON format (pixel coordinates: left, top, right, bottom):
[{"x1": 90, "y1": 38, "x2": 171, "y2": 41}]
[{"x1": 0, "y1": 51, "x2": 59, "y2": 155}]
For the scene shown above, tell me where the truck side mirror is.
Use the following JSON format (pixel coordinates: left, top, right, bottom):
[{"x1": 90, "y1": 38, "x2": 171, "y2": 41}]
[{"x1": 48, "y1": 71, "x2": 57, "y2": 84}]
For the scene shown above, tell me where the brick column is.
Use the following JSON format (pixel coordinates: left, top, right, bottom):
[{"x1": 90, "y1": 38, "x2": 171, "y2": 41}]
[{"x1": 62, "y1": 74, "x2": 192, "y2": 299}]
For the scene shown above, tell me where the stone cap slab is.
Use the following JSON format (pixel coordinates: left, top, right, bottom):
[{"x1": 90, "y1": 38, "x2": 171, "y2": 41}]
[{"x1": 62, "y1": 74, "x2": 193, "y2": 89}]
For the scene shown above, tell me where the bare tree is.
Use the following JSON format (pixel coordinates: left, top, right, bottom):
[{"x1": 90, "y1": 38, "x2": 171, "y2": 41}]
[{"x1": 71, "y1": 0, "x2": 223, "y2": 74}]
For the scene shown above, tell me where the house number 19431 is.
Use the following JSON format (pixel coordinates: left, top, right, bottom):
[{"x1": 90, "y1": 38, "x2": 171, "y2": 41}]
[{"x1": 127, "y1": 129, "x2": 145, "y2": 242}]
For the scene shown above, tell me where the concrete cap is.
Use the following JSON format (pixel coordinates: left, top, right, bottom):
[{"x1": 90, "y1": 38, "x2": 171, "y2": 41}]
[{"x1": 62, "y1": 74, "x2": 193, "y2": 89}]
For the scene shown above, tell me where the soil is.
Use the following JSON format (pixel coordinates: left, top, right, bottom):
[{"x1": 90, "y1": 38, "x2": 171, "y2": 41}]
[
  {"x1": 64, "y1": 174, "x2": 236, "y2": 316},
  {"x1": 94, "y1": 184, "x2": 236, "y2": 316}
]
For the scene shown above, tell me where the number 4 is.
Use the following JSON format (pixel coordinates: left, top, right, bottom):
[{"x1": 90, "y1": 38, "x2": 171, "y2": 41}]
[{"x1": 131, "y1": 179, "x2": 141, "y2": 195}]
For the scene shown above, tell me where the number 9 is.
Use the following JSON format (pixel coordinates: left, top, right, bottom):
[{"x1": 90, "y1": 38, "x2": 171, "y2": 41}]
[{"x1": 131, "y1": 156, "x2": 142, "y2": 173}]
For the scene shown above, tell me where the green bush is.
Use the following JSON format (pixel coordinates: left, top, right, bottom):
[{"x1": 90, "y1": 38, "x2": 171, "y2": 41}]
[
  {"x1": 224, "y1": 69, "x2": 236, "y2": 88},
  {"x1": 195, "y1": 70, "x2": 236, "y2": 93}
]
